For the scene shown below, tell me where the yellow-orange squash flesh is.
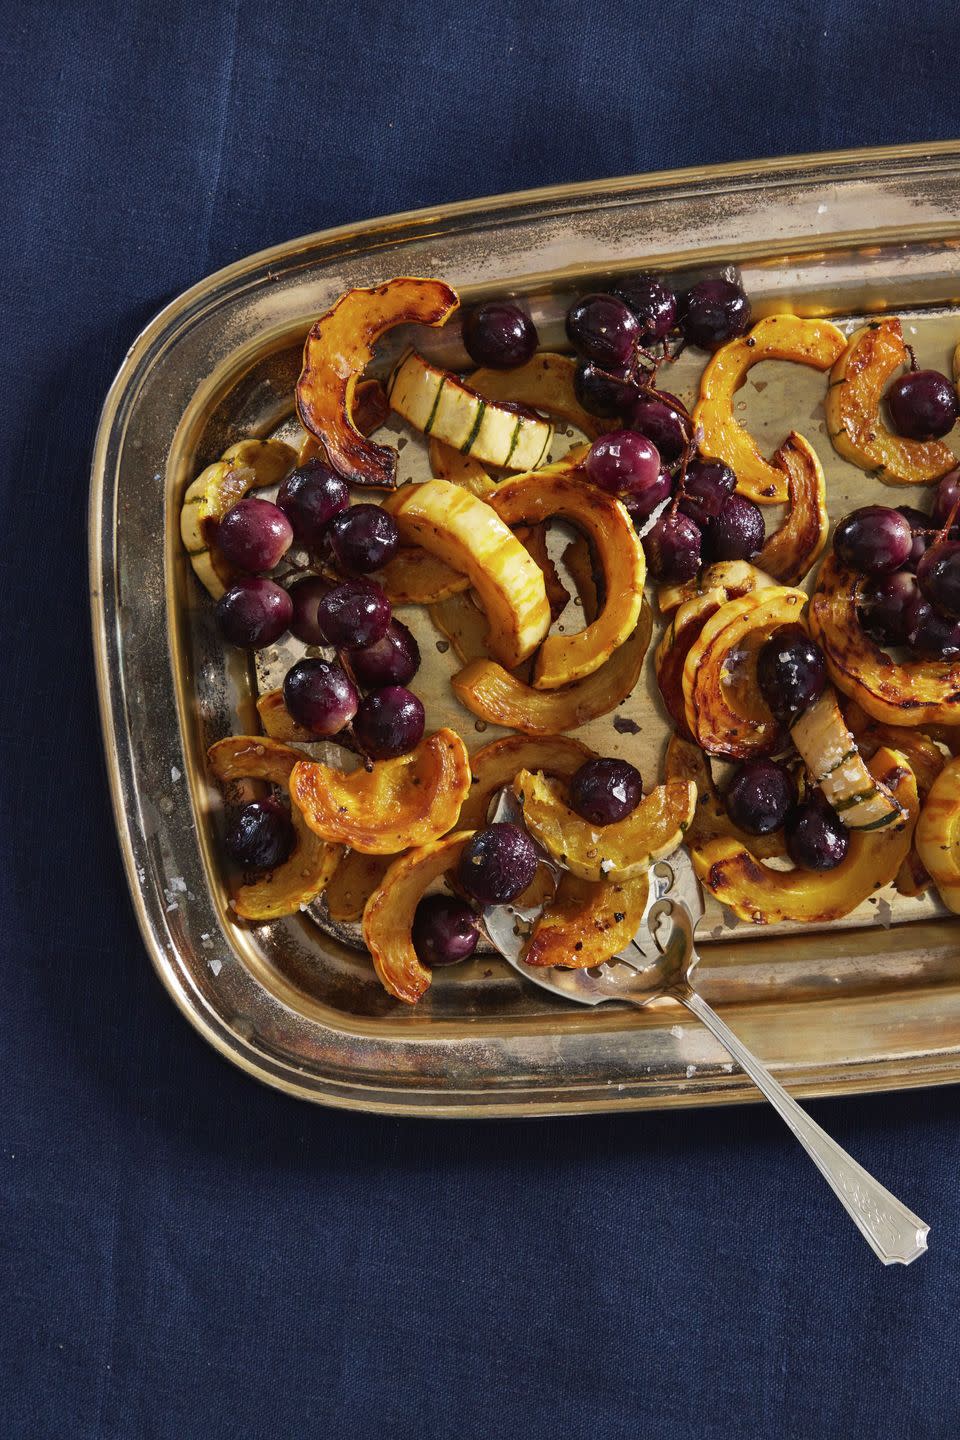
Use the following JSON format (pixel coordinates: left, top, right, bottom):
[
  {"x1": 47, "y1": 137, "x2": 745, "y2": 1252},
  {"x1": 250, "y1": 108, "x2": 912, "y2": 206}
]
[
  {"x1": 324, "y1": 849, "x2": 398, "y2": 924},
  {"x1": 524, "y1": 871, "x2": 649, "y2": 968},
  {"x1": 657, "y1": 559, "x2": 777, "y2": 616},
  {"x1": 655, "y1": 590, "x2": 726, "y2": 739},
  {"x1": 452, "y1": 603, "x2": 653, "y2": 735},
  {"x1": 694, "y1": 747, "x2": 918, "y2": 924},
  {"x1": 427, "y1": 438, "x2": 494, "y2": 497},
  {"x1": 460, "y1": 733, "x2": 595, "y2": 829},
  {"x1": 256, "y1": 689, "x2": 315, "y2": 742},
  {"x1": 757, "y1": 432, "x2": 829, "y2": 585},
  {"x1": 693, "y1": 314, "x2": 847, "y2": 504},
  {"x1": 382, "y1": 480, "x2": 550, "y2": 668},
  {"x1": 207, "y1": 736, "x2": 342, "y2": 920},
  {"x1": 849, "y1": 716, "x2": 945, "y2": 897},
  {"x1": 362, "y1": 832, "x2": 474, "y2": 1004},
  {"x1": 664, "y1": 734, "x2": 785, "y2": 859},
  {"x1": 466, "y1": 353, "x2": 604, "y2": 439},
  {"x1": 488, "y1": 470, "x2": 645, "y2": 688},
  {"x1": 290, "y1": 728, "x2": 471, "y2": 854},
  {"x1": 376, "y1": 546, "x2": 470, "y2": 605},
  {"x1": 513, "y1": 769, "x2": 697, "y2": 882},
  {"x1": 296, "y1": 277, "x2": 459, "y2": 488},
  {"x1": 825, "y1": 319, "x2": 956, "y2": 485},
  {"x1": 915, "y1": 756, "x2": 960, "y2": 912},
  {"x1": 809, "y1": 555, "x2": 960, "y2": 726},
  {"x1": 298, "y1": 378, "x2": 391, "y2": 465},
  {"x1": 682, "y1": 586, "x2": 808, "y2": 757},
  {"x1": 429, "y1": 590, "x2": 491, "y2": 666},
  {"x1": 180, "y1": 438, "x2": 297, "y2": 598}
]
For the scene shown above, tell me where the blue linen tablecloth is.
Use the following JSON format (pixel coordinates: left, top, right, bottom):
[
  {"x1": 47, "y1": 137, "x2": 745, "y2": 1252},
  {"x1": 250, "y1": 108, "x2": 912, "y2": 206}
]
[{"x1": 3, "y1": 2, "x2": 959, "y2": 1436}]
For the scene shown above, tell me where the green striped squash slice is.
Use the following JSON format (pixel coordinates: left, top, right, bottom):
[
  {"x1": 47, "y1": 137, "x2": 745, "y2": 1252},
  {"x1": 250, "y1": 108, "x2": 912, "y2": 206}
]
[{"x1": 791, "y1": 688, "x2": 903, "y2": 830}]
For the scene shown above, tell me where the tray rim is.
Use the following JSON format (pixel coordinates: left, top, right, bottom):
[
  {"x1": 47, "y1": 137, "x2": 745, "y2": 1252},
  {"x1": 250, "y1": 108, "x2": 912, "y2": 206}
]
[{"x1": 90, "y1": 140, "x2": 960, "y2": 1116}]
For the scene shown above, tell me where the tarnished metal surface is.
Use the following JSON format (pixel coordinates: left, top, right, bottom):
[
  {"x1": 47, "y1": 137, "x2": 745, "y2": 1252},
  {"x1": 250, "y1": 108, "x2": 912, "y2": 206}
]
[{"x1": 91, "y1": 144, "x2": 960, "y2": 1113}]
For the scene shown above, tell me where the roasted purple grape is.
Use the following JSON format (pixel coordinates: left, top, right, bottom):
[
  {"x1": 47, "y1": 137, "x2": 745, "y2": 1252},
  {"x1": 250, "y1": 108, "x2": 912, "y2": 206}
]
[
  {"x1": 756, "y1": 625, "x2": 827, "y2": 723},
  {"x1": 905, "y1": 595, "x2": 960, "y2": 658},
  {"x1": 411, "y1": 894, "x2": 480, "y2": 967},
  {"x1": 573, "y1": 360, "x2": 638, "y2": 418},
  {"x1": 283, "y1": 658, "x2": 359, "y2": 735},
  {"x1": 704, "y1": 493, "x2": 764, "y2": 562},
  {"x1": 287, "y1": 575, "x2": 330, "y2": 646},
  {"x1": 917, "y1": 540, "x2": 960, "y2": 619},
  {"x1": 216, "y1": 577, "x2": 292, "y2": 649},
  {"x1": 225, "y1": 797, "x2": 295, "y2": 871},
  {"x1": 931, "y1": 468, "x2": 960, "y2": 527},
  {"x1": 624, "y1": 390, "x2": 690, "y2": 463},
  {"x1": 859, "y1": 571, "x2": 918, "y2": 647},
  {"x1": 785, "y1": 791, "x2": 849, "y2": 871},
  {"x1": 833, "y1": 506, "x2": 914, "y2": 576},
  {"x1": 276, "y1": 460, "x2": 349, "y2": 549},
  {"x1": 623, "y1": 471, "x2": 674, "y2": 527},
  {"x1": 327, "y1": 504, "x2": 400, "y2": 574},
  {"x1": 458, "y1": 823, "x2": 539, "y2": 904},
  {"x1": 886, "y1": 369, "x2": 958, "y2": 440},
  {"x1": 584, "y1": 430, "x2": 661, "y2": 498},
  {"x1": 347, "y1": 619, "x2": 420, "y2": 689},
  {"x1": 725, "y1": 759, "x2": 795, "y2": 835},
  {"x1": 353, "y1": 686, "x2": 425, "y2": 759},
  {"x1": 568, "y1": 758, "x2": 642, "y2": 826},
  {"x1": 316, "y1": 579, "x2": 391, "y2": 649},
  {"x1": 679, "y1": 278, "x2": 751, "y2": 350},
  {"x1": 566, "y1": 293, "x2": 639, "y2": 368},
  {"x1": 463, "y1": 302, "x2": 538, "y2": 369},
  {"x1": 614, "y1": 277, "x2": 677, "y2": 343},
  {"x1": 216, "y1": 497, "x2": 293, "y2": 573},
  {"x1": 678, "y1": 458, "x2": 737, "y2": 527},
  {"x1": 643, "y1": 510, "x2": 701, "y2": 581}
]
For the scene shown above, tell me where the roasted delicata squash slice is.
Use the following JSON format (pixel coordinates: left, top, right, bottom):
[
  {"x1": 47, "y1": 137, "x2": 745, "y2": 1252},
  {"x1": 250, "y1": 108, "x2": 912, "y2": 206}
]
[
  {"x1": 362, "y1": 832, "x2": 474, "y2": 1004},
  {"x1": 207, "y1": 736, "x2": 342, "y2": 920},
  {"x1": 290, "y1": 728, "x2": 471, "y2": 854},
  {"x1": 460, "y1": 734, "x2": 595, "y2": 829},
  {"x1": 524, "y1": 871, "x2": 650, "y2": 968},
  {"x1": 664, "y1": 734, "x2": 785, "y2": 859},
  {"x1": 656, "y1": 590, "x2": 726, "y2": 738},
  {"x1": 387, "y1": 349, "x2": 554, "y2": 471},
  {"x1": 180, "y1": 438, "x2": 297, "y2": 598},
  {"x1": 657, "y1": 560, "x2": 776, "y2": 615},
  {"x1": 427, "y1": 437, "x2": 494, "y2": 497},
  {"x1": 694, "y1": 315, "x2": 847, "y2": 504},
  {"x1": 756, "y1": 432, "x2": 829, "y2": 584},
  {"x1": 488, "y1": 469, "x2": 645, "y2": 687},
  {"x1": 694, "y1": 747, "x2": 918, "y2": 924},
  {"x1": 466, "y1": 352, "x2": 604, "y2": 439},
  {"x1": 810, "y1": 555, "x2": 960, "y2": 726},
  {"x1": 790, "y1": 688, "x2": 903, "y2": 829},
  {"x1": 375, "y1": 546, "x2": 470, "y2": 605},
  {"x1": 297, "y1": 379, "x2": 392, "y2": 466},
  {"x1": 513, "y1": 769, "x2": 696, "y2": 882},
  {"x1": 324, "y1": 849, "x2": 398, "y2": 924},
  {"x1": 429, "y1": 589, "x2": 492, "y2": 665},
  {"x1": 256, "y1": 689, "x2": 315, "y2": 742},
  {"x1": 383, "y1": 480, "x2": 550, "y2": 667},
  {"x1": 453, "y1": 604, "x2": 653, "y2": 735},
  {"x1": 825, "y1": 318, "x2": 956, "y2": 484},
  {"x1": 297, "y1": 277, "x2": 459, "y2": 488},
  {"x1": 848, "y1": 714, "x2": 946, "y2": 896},
  {"x1": 682, "y1": 586, "x2": 808, "y2": 757},
  {"x1": 915, "y1": 757, "x2": 960, "y2": 912}
]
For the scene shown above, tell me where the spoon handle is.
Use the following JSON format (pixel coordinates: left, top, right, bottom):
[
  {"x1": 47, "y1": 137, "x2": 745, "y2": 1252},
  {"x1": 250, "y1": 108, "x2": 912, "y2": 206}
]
[{"x1": 679, "y1": 986, "x2": 930, "y2": 1266}]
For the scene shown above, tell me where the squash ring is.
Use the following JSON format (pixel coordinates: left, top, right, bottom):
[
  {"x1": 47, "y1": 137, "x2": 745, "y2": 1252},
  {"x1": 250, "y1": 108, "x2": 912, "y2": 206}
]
[
  {"x1": 290, "y1": 728, "x2": 471, "y2": 854},
  {"x1": 362, "y1": 832, "x2": 475, "y2": 1004},
  {"x1": 756, "y1": 432, "x2": 829, "y2": 584},
  {"x1": 825, "y1": 319, "x2": 956, "y2": 485},
  {"x1": 296, "y1": 277, "x2": 459, "y2": 488},
  {"x1": 657, "y1": 560, "x2": 777, "y2": 616},
  {"x1": 524, "y1": 871, "x2": 649, "y2": 969},
  {"x1": 915, "y1": 756, "x2": 960, "y2": 912},
  {"x1": 693, "y1": 315, "x2": 847, "y2": 504},
  {"x1": 180, "y1": 438, "x2": 297, "y2": 598},
  {"x1": 663, "y1": 734, "x2": 785, "y2": 859},
  {"x1": 460, "y1": 733, "x2": 595, "y2": 829},
  {"x1": 809, "y1": 555, "x2": 960, "y2": 727},
  {"x1": 694, "y1": 747, "x2": 918, "y2": 924},
  {"x1": 452, "y1": 603, "x2": 653, "y2": 735},
  {"x1": 207, "y1": 736, "x2": 342, "y2": 920}
]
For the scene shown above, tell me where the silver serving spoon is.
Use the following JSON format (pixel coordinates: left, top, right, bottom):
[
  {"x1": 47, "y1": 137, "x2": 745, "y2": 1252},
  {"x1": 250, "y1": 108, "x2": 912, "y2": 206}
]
[{"x1": 483, "y1": 788, "x2": 930, "y2": 1266}]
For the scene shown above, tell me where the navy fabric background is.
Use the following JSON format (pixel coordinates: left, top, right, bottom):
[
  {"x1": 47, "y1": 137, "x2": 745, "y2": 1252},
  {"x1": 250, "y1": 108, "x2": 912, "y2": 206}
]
[{"x1": 3, "y1": 2, "x2": 959, "y2": 1436}]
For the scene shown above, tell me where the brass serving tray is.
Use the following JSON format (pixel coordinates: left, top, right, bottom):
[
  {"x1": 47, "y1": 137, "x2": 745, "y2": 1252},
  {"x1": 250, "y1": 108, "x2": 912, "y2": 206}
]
[{"x1": 91, "y1": 143, "x2": 960, "y2": 1115}]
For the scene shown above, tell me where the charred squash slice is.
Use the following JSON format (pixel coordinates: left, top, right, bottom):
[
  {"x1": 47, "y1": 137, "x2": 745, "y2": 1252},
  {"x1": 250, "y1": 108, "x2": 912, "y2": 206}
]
[
  {"x1": 297, "y1": 277, "x2": 459, "y2": 488},
  {"x1": 524, "y1": 871, "x2": 649, "y2": 968},
  {"x1": 324, "y1": 849, "x2": 397, "y2": 923},
  {"x1": 694, "y1": 747, "x2": 918, "y2": 924},
  {"x1": 693, "y1": 315, "x2": 847, "y2": 504},
  {"x1": 207, "y1": 736, "x2": 342, "y2": 920},
  {"x1": 461, "y1": 734, "x2": 595, "y2": 829},
  {"x1": 296, "y1": 379, "x2": 393, "y2": 466},
  {"x1": 290, "y1": 728, "x2": 470, "y2": 854},
  {"x1": 466, "y1": 353, "x2": 604, "y2": 439},
  {"x1": 810, "y1": 555, "x2": 960, "y2": 726},
  {"x1": 488, "y1": 470, "x2": 645, "y2": 688},
  {"x1": 757, "y1": 432, "x2": 829, "y2": 584},
  {"x1": 180, "y1": 438, "x2": 297, "y2": 598},
  {"x1": 513, "y1": 769, "x2": 696, "y2": 882},
  {"x1": 825, "y1": 319, "x2": 956, "y2": 484},
  {"x1": 388, "y1": 349, "x2": 554, "y2": 471},
  {"x1": 915, "y1": 757, "x2": 960, "y2": 912},
  {"x1": 656, "y1": 590, "x2": 726, "y2": 738},
  {"x1": 682, "y1": 586, "x2": 808, "y2": 757},
  {"x1": 849, "y1": 716, "x2": 946, "y2": 896},
  {"x1": 452, "y1": 604, "x2": 653, "y2": 735},
  {"x1": 664, "y1": 734, "x2": 785, "y2": 859},
  {"x1": 657, "y1": 560, "x2": 776, "y2": 616},
  {"x1": 362, "y1": 832, "x2": 474, "y2": 1004},
  {"x1": 790, "y1": 688, "x2": 903, "y2": 829},
  {"x1": 383, "y1": 480, "x2": 549, "y2": 667}
]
